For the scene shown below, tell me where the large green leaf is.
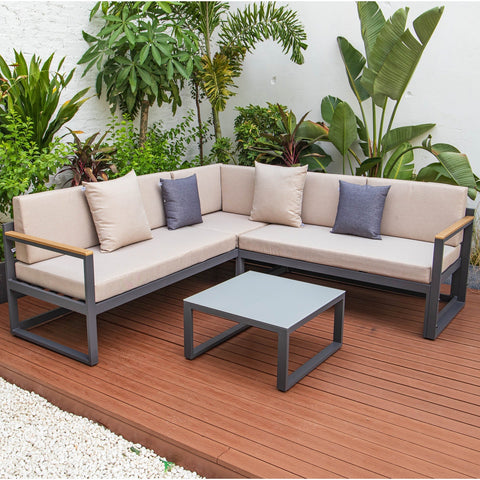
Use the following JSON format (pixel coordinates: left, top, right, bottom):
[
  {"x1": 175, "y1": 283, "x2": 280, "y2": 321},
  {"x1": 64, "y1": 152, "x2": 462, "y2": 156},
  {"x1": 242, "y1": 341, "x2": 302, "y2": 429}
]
[
  {"x1": 296, "y1": 120, "x2": 328, "y2": 141},
  {"x1": 372, "y1": 6, "x2": 443, "y2": 102},
  {"x1": 357, "y1": 2, "x2": 385, "y2": 66},
  {"x1": 436, "y1": 151, "x2": 477, "y2": 189},
  {"x1": 383, "y1": 142, "x2": 415, "y2": 179},
  {"x1": 381, "y1": 123, "x2": 435, "y2": 152},
  {"x1": 321, "y1": 95, "x2": 342, "y2": 124},
  {"x1": 300, "y1": 144, "x2": 332, "y2": 172},
  {"x1": 337, "y1": 37, "x2": 369, "y2": 102},
  {"x1": 329, "y1": 102, "x2": 357, "y2": 155},
  {"x1": 361, "y1": 8, "x2": 408, "y2": 105}
]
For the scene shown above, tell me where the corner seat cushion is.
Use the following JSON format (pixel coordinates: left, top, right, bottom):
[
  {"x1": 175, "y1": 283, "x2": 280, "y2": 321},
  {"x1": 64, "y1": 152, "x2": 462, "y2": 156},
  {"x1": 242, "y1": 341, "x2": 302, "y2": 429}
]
[
  {"x1": 189, "y1": 211, "x2": 267, "y2": 245},
  {"x1": 15, "y1": 227, "x2": 237, "y2": 302},
  {"x1": 239, "y1": 224, "x2": 461, "y2": 284}
]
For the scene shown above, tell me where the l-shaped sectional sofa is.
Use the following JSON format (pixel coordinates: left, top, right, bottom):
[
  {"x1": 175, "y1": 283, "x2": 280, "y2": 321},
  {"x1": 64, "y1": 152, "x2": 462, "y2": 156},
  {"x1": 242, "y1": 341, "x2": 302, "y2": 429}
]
[{"x1": 3, "y1": 162, "x2": 474, "y2": 365}]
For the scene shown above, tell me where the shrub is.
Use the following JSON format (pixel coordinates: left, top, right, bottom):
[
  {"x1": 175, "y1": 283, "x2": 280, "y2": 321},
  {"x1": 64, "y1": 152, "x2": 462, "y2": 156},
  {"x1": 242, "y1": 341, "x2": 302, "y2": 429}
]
[
  {"x1": 108, "y1": 110, "x2": 208, "y2": 177},
  {"x1": 0, "y1": 112, "x2": 69, "y2": 259},
  {"x1": 233, "y1": 103, "x2": 285, "y2": 166}
]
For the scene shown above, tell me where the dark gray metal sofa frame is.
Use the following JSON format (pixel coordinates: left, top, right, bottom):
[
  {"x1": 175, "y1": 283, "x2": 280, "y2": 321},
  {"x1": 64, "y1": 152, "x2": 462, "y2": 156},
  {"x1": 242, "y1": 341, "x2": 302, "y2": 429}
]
[
  {"x1": 2, "y1": 208, "x2": 474, "y2": 366},
  {"x1": 236, "y1": 208, "x2": 475, "y2": 341},
  {"x1": 3, "y1": 222, "x2": 237, "y2": 366}
]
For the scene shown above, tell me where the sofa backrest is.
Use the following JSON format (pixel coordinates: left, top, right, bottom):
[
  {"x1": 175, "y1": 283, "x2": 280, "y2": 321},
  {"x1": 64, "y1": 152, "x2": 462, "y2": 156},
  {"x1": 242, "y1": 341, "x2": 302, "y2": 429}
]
[
  {"x1": 302, "y1": 172, "x2": 367, "y2": 227},
  {"x1": 221, "y1": 164, "x2": 256, "y2": 216},
  {"x1": 171, "y1": 164, "x2": 222, "y2": 215},
  {"x1": 366, "y1": 177, "x2": 467, "y2": 246},
  {"x1": 13, "y1": 186, "x2": 99, "y2": 264},
  {"x1": 137, "y1": 171, "x2": 172, "y2": 229}
]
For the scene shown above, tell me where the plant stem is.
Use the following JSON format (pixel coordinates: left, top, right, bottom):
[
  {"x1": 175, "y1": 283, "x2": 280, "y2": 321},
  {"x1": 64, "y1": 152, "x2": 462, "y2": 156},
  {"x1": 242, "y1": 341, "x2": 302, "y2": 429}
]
[
  {"x1": 386, "y1": 99, "x2": 401, "y2": 138},
  {"x1": 139, "y1": 99, "x2": 149, "y2": 148},
  {"x1": 372, "y1": 99, "x2": 377, "y2": 157},
  {"x1": 193, "y1": 81, "x2": 204, "y2": 165}
]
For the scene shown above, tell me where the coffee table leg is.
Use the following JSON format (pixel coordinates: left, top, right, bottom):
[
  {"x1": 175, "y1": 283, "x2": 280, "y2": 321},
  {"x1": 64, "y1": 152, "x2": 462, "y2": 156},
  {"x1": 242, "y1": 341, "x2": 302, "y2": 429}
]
[
  {"x1": 277, "y1": 331, "x2": 290, "y2": 392},
  {"x1": 276, "y1": 297, "x2": 344, "y2": 392},
  {"x1": 184, "y1": 301, "x2": 251, "y2": 360},
  {"x1": 184, "y1": 304, "x2": 195, "y2": 359}
]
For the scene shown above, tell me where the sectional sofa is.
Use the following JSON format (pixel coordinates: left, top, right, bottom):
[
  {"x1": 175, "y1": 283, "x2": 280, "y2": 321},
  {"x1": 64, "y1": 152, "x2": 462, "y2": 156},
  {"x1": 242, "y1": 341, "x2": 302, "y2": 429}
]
[{"x1": 3, "y1": 162, "x2": 474, "y2": 365}]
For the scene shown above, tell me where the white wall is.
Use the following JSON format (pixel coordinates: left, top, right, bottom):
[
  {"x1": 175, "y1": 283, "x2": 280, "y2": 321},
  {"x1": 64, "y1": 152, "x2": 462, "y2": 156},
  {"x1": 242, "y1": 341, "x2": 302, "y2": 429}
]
[{"x1": 1, "y1": 1, "x2": 479, "y2": 180}]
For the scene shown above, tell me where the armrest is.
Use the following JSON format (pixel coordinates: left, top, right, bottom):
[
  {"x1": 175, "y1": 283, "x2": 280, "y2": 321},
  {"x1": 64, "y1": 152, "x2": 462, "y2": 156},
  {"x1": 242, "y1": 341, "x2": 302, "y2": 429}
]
[
  {"x1": 435, "y1": 216, "x2": 474, "y2": 242},
  {"x1": 5, "y1": 231, "x2": 93, "y2": 258}
]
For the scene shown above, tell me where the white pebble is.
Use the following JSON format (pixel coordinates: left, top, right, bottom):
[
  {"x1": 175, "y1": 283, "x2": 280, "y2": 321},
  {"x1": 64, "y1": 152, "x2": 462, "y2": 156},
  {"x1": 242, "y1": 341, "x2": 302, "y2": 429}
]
[{"x1": 0, "y1": 377, "x2": 205, "y2": 479}]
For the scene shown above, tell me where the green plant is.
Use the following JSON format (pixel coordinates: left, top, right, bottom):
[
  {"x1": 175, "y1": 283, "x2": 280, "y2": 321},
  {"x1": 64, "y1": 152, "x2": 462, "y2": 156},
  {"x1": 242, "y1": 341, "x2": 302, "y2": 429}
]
[
  {"x1": 0, "y1": 51, "x2": 89, "y2": 151},
  {"x1": 108, "y1": 110, "x2": 206, "y2": 177},
  {"x1": 80, "y1": 2, "x2": 200, "y2": 146},
  {"x1": 173, "y1": 2, "x2": 308, "y2": 141},
  {"x1": 250, "y1": 105, "x2": 331, "y2": 171},
  {"x1": 208, "y1": 137, "x2": 234, "y2": 164},
  {"x1": 471, "y1": 208, "x2": 480, "y2": 267},
  {"x1": 234, "y1": 103, "x2": 286, "y2": 166},
  {"x1": 0, "y1": 112, "x2": 68, "y2": 260},
  {"x1": 56, "y1": 129, "x2": 117, "y2": 187},
  {"x1": 319, "y1": 2, "x2": 479, "y2": 198}
]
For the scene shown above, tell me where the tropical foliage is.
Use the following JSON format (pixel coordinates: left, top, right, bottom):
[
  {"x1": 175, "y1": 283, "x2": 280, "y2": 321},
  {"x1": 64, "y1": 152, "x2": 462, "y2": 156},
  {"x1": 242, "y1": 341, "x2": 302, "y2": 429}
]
[
  {"x1": 173, "y1": 1, "x2": 308, "y2": 141},
  {"x1": 57, "y1": 129, "x2": 117, "y2": 187},
  {"x1": 250, "y1": 105, "x2": 331, "y2": 171},
  {"x1": 234, "y1": 103, "x2": 286, "y2": 166},
  {"x1": 79, "y1": 1, "x2": 200, "y2": 146},
  {"x1": 319, "y1": 2, "x2": 479, "y2": 198},
  {"x1": 0, "y1": 51, "x2": 88, "y2": 151}
]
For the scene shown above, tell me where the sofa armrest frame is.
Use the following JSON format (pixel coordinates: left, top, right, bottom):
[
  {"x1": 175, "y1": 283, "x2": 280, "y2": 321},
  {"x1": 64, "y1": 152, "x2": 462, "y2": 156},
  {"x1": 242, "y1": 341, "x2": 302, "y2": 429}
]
[
  {"x1": 2, "y1": 222, "x2": 98, "y2": 365},
  {"x1": 425, "y1": 213, "x2": 474, "y2": 339},
  {"x1": 4, "y1": 230, "x2": 93, "y2": 259}
]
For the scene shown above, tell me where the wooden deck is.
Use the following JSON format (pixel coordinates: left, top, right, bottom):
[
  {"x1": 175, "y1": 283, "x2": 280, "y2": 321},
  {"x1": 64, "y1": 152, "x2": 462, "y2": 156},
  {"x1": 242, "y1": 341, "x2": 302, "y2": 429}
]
[{"x1": 0, "y1": 263, "x2": 479, "y2": 478}]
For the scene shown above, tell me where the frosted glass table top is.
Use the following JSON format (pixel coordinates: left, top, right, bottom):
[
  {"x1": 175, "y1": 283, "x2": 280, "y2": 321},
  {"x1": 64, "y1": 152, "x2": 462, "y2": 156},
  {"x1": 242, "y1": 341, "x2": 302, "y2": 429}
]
[{"x1": 184, "y1": 271, "x2": 345, "y2": 331}]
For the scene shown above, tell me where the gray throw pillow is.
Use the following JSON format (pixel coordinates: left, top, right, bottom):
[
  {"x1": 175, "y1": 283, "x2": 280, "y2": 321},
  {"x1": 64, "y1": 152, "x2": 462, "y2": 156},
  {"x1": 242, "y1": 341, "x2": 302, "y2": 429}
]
[
  {"x1": 160, "y1": 174, "x2": 203, "y2": 230},
  {"x1": 331, "y1": 180, "x2": 391, "y2": 239}
]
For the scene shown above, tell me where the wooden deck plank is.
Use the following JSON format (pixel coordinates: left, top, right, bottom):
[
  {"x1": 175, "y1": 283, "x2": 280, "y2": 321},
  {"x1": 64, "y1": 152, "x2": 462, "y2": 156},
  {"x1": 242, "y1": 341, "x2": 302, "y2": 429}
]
[{"x1": 1, "y1": 265, "x2": 479, "y2": 478}]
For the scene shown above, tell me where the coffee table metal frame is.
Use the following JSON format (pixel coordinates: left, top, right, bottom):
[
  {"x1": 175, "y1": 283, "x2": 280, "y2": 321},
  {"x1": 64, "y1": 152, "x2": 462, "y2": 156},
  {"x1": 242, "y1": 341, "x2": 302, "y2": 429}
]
[{"x1": 184, "y1": 271, "x2": 345, "y2": 391}]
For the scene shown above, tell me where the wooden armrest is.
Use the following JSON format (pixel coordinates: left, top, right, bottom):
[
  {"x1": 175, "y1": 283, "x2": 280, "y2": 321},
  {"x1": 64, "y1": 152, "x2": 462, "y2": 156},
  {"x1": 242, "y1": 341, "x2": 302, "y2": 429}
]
[
  {"x1": 5, "y1": 231, "x2": 93, "y2": 257},
  {"x1": 435, "y1": 216, "x2": 474, "y2": 241}
]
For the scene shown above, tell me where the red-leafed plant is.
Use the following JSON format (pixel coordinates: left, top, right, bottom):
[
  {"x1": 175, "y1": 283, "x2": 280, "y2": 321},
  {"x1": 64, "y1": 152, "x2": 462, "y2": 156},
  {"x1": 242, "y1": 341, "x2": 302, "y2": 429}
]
[{"x1": 57, "y1": 129, "x2": 116, "y2": 187}]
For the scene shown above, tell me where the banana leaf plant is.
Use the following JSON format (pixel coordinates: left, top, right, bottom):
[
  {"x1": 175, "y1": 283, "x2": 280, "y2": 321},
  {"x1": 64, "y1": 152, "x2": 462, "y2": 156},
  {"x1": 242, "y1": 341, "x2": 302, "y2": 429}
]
[
  {"x1": 56, "y1": 129, "x2": 117, "y2": 187},
  {"x1": 250, "y1": 105, "x2": 331, "y2": 171},
  {"x1": 320, "y1": 1, "x2": 479, "y2": 199}
]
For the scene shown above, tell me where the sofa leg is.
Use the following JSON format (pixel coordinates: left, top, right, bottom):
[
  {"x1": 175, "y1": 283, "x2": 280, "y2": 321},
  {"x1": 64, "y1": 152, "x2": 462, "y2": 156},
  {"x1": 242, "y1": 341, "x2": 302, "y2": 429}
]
[
  {"x1": 235, "y1": 256, "x2": 245, "y2": 276},
  {"x1": 86, "y1": 311, "x2": 99, "y2": 366},
  {"x1": 423, "y1": 287, "x2": 440, "y2": 340}
]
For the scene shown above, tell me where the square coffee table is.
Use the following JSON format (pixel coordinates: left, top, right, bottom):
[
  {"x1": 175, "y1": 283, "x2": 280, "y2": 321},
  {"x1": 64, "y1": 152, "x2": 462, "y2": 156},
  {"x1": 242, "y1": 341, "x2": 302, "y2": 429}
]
[{"x1": 184, "y1": 271, "x2": 345, "y2": 391}]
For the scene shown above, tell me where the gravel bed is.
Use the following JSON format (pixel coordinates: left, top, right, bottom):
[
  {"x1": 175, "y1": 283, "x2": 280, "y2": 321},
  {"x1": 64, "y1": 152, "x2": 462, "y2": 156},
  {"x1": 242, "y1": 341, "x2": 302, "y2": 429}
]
[{"x1": 0, "y1": 377, "x2": 204, "y2": 479}]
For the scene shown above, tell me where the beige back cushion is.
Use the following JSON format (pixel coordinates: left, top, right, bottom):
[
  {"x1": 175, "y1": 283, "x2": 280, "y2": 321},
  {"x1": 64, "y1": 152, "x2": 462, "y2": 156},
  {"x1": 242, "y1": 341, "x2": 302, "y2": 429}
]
[
  {"x1": 171, "y1": 164, "x2": 222, "y2": 214},
  {"x1": 250, "y1": 162, "x2": 308, "y2": 228},
  {"x1": 366, "y1": 177, "x2": 467, "y2": 246},
  {"x1": 302, "y1": 173, "x2": 367, "y2": 227},
  {"x1": 83, "y1": 170, "x2": 152, "y2": 252},
  {"x1": 221, "y1": 165, "x2": 255, "y2": 215},
  {"x1": 13, "y1": 186, "x2": 99, "y2": 264},
  {"x1": 136, "y1": 171, "x2": 172, "y2": 229}
]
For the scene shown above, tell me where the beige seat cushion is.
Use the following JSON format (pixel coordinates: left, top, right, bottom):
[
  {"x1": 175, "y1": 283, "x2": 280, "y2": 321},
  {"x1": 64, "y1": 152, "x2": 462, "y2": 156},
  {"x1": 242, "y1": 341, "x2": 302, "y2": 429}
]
[
  {"x1": 171, "y1": 164, "x2": 221, "y2": 214},
  {"x1": 250, "y1": 162, "x2": 308, "y2": 227},
  {"x1": 189, "y1": 211, "x2": 267, "y2": 246},
  {"x1": 84, "y1": 170, "x2": 152, "y2": 252},
  {"x1": 12, "y1": 186, "x2": 99, "y2": 264},
  {"x1": 15, "y1": 227, "x2": 237, "y2": 302},
  {"x1": 239, "y1": 224, "x2": 460, "y2": 284},
  {"x1": 221, "y1": 164, "x2": 255, "y2": 215}
]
